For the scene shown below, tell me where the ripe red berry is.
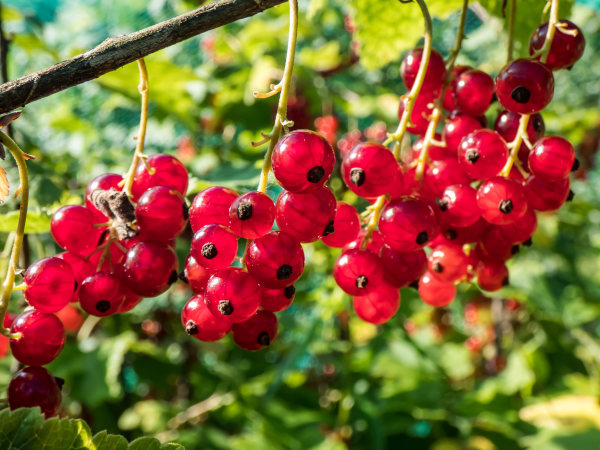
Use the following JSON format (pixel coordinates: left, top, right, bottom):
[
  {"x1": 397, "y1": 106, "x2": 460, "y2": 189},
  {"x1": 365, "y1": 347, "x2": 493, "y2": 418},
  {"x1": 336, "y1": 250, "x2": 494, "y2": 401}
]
[
  {"x1": 321, "y1": 202, "x2": 361, "y2": 248},
  {"x1": 353, "y1": 284, "x2": 400, "y2": 325},
  {"x1": 131, "y1": 154, "x2": 189, "y2": 201},
  {"x1": 261, "y1": 285, "x2": 296, "y2": 312},
  {"x1": 476, "y1": 227, "x2": 519, "y2": 261},
  {"x1": 121, "y1": 241, "x2": 179, "y2": 297},
  {"x1": 190, "y1": 224, "x2": 238, "y2": 270},
  {"x1": 398, "y1": 92, "x2": 436, "y2": 135},
  {"x1": 494, "y1": 110, "x2": 545, "y2": 145},
  {"x1": 117, "y1": 289, "x2": 143, "y2": 313},
  {"x1": 190, "y1": 186, "x2": 239, "y2": 233},
  {"x1": 477, "y1": 177, "x2": 527, "y2": 225},
  {"x1": 229, "y1": 191, "x2": 275, "y2": 239},
  {"x1": 275, "y1": 186, "x2": 336, "y2": 243},
  {"x1": 458, "y1": 130, "x2": 508, "y2": 179},
  {"x1": 183, "y1": 254, "x2": 213, "y2": 293},
  {"x1": 443, "y1": 65, "x2": 472, "y2": 111},
  {"x1": 401, "y1": 47, "x2": 446, "y2": 92},
  {"x1": 8, "y1": 367, "x2": 62, "y2": 418},
  {"x1": 24, "y1": 257, "x2": 77, "y2": 312},
  {"x1": 333, "y1": 248, "x2": 384, "y2": 296},
  {"x1": 51, "y1": 205, "x2": 103, "y2": 255},
  {"x1": 344, "y1": 229, "x2": 385, "y2": 255},
  {"x1": 341, "y1": 142, "x2": 399, "y2": 198},
  {"x1": 437, "y1": 184, "x2": 480, "y2": 228},
  {"x1": 246, "y1": 231, "x2": 304, "y2": 289},
  {"x1": 428, "y1": 244, "x2": 469, "y2": 283},
  {"x1": 418, "y1": 272, "x2": 456, "y2": 307},
  {"x1": 232, "y1": 310, "x2": 278, "y2": 351},
  {"x1": 85, "y1": 173, "x2": 123, "y2": 221},
  {"x1": 495, "y1": 59, "x2": 554, "y2": 114},
  {"x1": 529, "y1": 20, "x2": 585, "y2": 70},
  {"x1": 182, "y1": 294, "x2": 232, "y2": 341},
  {"x1": 528, "y1": 136, "x2": 575, "y2": 180},
  {"x1": 57, "y1": 252, "x2": 95, "y2": 300},
  {"x1": 380, "y1": 245, "x2": 427, "y2": 288},
  {"x1": 524, "y1": 175, "x2": 571, "y2": 211},
  {"x1": 10, "y1": 309, "x2": 65, "y2": 366},
  {"x1": 442, "y1": 113, "x2": 482, "y2": 154},
  {"x1": 205, "y1": 268, "x2": 261, "y2": 323},
  {"x1": 422, "y1": 159, "x2": 471, "y2": 198},
  {"x1": 135, "y1": 186, "x2": 189, "y2": 242},
  {"x1": 272, "y1": 130, "x2": 335, "y2": 192},
  {"x1": 453, "y1": 69, "x2": 495, "y2": 116},
  {"x1": 379, "y1": 197, "x2": 439, "y2": 251},
  {"x1": 441, "y1": 218, "x2": 487, "y2": 246},
  {"x1": 477, "y1": 260, "x2": 509, "y2": 291},
  {"x1": 55, "y1": 304, "x2": 84, "y2": 332},
  {"x1": 496, "y1": 206, "x2": 538, "y2": 244},
  {"x1": 79, "y1": 272, "x2": 125, "y2": 316},
  {"x1": 413, "y1": 133, "x2": 452, "y2": 161}
]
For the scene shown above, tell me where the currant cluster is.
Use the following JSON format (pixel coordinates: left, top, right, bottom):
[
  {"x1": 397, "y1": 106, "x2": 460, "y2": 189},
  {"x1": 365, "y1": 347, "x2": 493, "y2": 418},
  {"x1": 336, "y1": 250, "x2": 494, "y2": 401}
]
[{"x1": 182, "y1": 129, "x2": 335, "y2": 350}]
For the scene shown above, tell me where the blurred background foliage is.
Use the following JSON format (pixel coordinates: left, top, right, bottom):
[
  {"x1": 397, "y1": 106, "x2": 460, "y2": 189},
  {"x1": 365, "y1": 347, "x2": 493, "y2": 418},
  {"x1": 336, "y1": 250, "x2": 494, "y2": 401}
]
[{"x1": 1, "y1": 0, "x2": 600, "y2": 448}]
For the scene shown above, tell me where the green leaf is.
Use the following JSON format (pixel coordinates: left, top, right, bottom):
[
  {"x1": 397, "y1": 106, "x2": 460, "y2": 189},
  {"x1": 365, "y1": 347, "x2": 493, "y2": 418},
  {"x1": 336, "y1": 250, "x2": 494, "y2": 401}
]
[{"x1": 0, "y1": 210, "x2": 51, "y2": 233}]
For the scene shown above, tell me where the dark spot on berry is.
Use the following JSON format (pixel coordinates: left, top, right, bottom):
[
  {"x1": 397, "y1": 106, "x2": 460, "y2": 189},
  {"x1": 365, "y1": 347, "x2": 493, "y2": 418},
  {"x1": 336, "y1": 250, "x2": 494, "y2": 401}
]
[
  {"x1": 523, "y1": 237, "x2": 533, "y2": 247},
  {"x1": 432, "y1": 262, "x2": 443, "y2": 273},
  {"x1": 182, "y1": 203, "x2": 190, "y2": 221},
  {"x1": 566, "y1": 64, "x2": 574, "y2": 71},
  {"x1": 511, "y1": 245, "x2": 520, "y2": 255},
  {"x1": 95, "y1": 300, "x2": 111, "y2": 313},
  {"x1": 502, "y1": 276, "x2": 510, "y2": 287},
  {"x1": 571, "y1": 158, "x2": 580, "y2": 172},
  {"x1": 218, "y1": 300, "x2": 233, "y2": 315},
  {"x1": 444, "y1": 229, "x2": 458, "y2": 240},
  {"x1": 237, "y1": 201, "x2": 253, "y2": 220},
  {"x1": 436, "y1": 198, "x2": 448, "y2": 212},
  {"x1": 355, "y1": 275, "x2": 369, "y2": 289},
  {"x1": 567, "y1": 190, "x2": 575, "y2": 202},
  {"x1": 532, "y1": 116, "x2": 544, "y2": 133},
  {"x1": 185, "y1": 320, "x2": 198, "y2": 335},
  {"x1": 409, "y1": 280, "x2": 420, "y2": 290},
  {"x1": 168, "y1": 270, "x2": 178, "y2": 285},
  {"x1": 416, "y1": 231, "x2": 429, "y2": 245},
  {"x1": 511, "y1": 86, "x2": 531, "y2": 104},
  {"x1": 73, "y1": 281, "x2": 78, "y2": 292},
  {"x1": 201, "y1": 242, "x2": 218, "y2": 259},
  {"x1": 498, "y1": 199, "x2": 513, "y2": 214},
  {"x1": 284, "y1": 285, "x2": 295, "y2": 299},
  {"x1": 465, "y1": 149, "x2": 479, "y2": 164},
  {"x1": 54, "y1": 377, "x2": 65, "y2": 390},
  {"x1": 178, "y1": 271, "x2": 189, "y2": 284},
  {"x1": 257, "y1": 331, "x2": 271, "y2": 347},
  {"x1": 277, "y1": 264, "x2": 293, "y2": 280},
  {"x1": 322, "y1": 220, "x2": 335, "y2": 236},
  {"x1": 307, "y1": 166, "x2": 325, "y2": 183},
  {"x1": 350, "y1": 168, "x2": 366, "y2": 187},
  {"x1": 97, "y1": 229, "x2": 110, "y2": 246}
]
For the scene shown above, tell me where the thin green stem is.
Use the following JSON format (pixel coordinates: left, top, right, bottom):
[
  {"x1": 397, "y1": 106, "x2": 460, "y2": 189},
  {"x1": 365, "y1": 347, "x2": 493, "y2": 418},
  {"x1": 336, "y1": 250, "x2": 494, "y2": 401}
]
[
  {"x1": 507, "y1": 0, "x2": 516, "y2": 62},
  {"x1": 532, "y1": 0, "x2": 560, "y2": 63},
  {"x1": 0, "y1": 131, "x2": 29, "y2": 337},
  {"x1": 500, "y1": 113, "x2": 530, "y2": 177},
  {"x1": 445, "y1": 0, "x2": 469, "y2": 72}
]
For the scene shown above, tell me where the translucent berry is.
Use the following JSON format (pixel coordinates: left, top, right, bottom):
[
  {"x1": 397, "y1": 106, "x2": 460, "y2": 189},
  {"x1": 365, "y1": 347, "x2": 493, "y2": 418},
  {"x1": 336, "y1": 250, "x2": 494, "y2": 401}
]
[
  {"x1": 190, "y1": 224, "x2": 238, "y2": 270},
  {"x1": 275, "y1": 186, "x2": 336, "y2": 243},
  {"x1": 232, "y1": 310, "x2": 278, "y2": 351},
  {"x1": 85, "y1": 173, "x2": 123, "y2": 221},
  {"x1": 453, "y1": 69, "x2": 495, "y2": 116},
  {"x1": 529, "y1": 20, "x2": 585, "y2": 70},
  {"x1": 441, "y1": 217, "x2": 487, "y2": 246},
  {"x1": 131, "y1": 154, "x2": 189, "y2": 201},
  {"x1": 344, "y1": 229, "x2": 385, "y2": 255},
  {"x1": 121, "y1": 241, "x2": 179, "y2": 297},
  {"x1": 341, "y1": 142, "x2": 399, "y2": 197},
  {"x1": 418, "y1": 272, "x2": 456, "y2": 307},
  {"x1": 458, "y1": 130, "x2": 508, "y2": 179},
  {"x1": 380, "y1": 245, "x2": 427, "y2": 288},
  {"x1": 135, "y1": 186, "x2": 189, "y2": 242},
  {"x1": 272, "y1": 129, "x2": 335, "y2": 192},
  {"x1": 477, "y1": 260, "x2": 509, "y2": 291},
  {"x1": 333, "y1": 248, "x2": 384, "y2": 296},
  {"x1": 496, "y1": 206, "x2": 538, "y2": 244},
  {"x1": 443, "y1": 65, "x2": 472, "y2": 111},
  {"x1": 261, "y1": 285, "x2": 295, "y2": 312},
  {"x1": 8, "y1": 367, "x2": 62, "y2": 418},
  {"x1": 398, "y1": 92, "x2": 436, "y2": 135},
  {"x1": 401, "y1": 47, "x2": 446, "y2": 92},
  {"x1": 423, "y1": 159, "x2": 471, "y2": 198},
  {"x1": 443, "y1": 113, "x2": 482, "y2": 154},
  {"x1": 477, "y1": 177, "x2": 527, "y2": 225},
  {"x1": 379, "y1": 197, "x2": 439, "y2": 251},
  {"x1": 524, "y1": 175, "x2": 570, "y2": 211},
  {"x1": 205, "y1": 268, "x2": 261, "y2": 323},
  {"x1": 190, "y1": 186, "x2": 239, "y2": 232},
  {"x1": 428, "y1": 244, "x2": 469, "y2": 283},
  {"x1": 23, "y1": 257, "x2": 76, "y2": 312},
  {"x1": 56, "y1": 304, "x2": 84, "y2": 332},
  {"x1": 79, "y1": 272, "x2": 125, "y2": 316},
  {"x1": 182, "y1": 294, "x2": 232, "y2": 341},
  {"x1": 437, "y1": 184, "x2": 480, "y2": 228},
  {"x1": 528, "y1": 136, "x2": 575, "y2": 180},
  {"x1": 57, "y1": 252, "x2": 95, "y2": 300},
  {"x1": 183, "y1": 254, "x2": 213, "y2": 293},
  {"x1": 476, "y1": 227, "x2": 519, "y2": 262},
  {"x1": 495, "y1": 59, "x2": 554, "y2": 115},
  {"x1": 117, "y1": 289, "x2": 143, "y2": 313},
  {"x1": 10, "y1": 309, "x2": 65, "y2": 366},
  {"x1": 51, "y1": 205, "x2": 103, "y2": 255},
  {"x1": 320, "y1": 202, "x2": 360, "y2": 248},
  {"x1": 246, "y1": 231, "x2": 304, "y2": 289},
  {"x1": 353, "y1": 284, "x2": 400, "y2": 325},
  {"x1": 229, "y1": 191, "x2": 275, "y2": 239}
]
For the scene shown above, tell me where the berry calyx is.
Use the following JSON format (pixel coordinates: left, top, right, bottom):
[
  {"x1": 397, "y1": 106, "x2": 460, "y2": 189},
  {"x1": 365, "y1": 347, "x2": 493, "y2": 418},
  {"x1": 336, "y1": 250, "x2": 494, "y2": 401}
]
[
  {"x1": 333, "y1": 248, "x2": 384, "y2": 296},
  {"x1": 190, "y1": 224, "x2": 238, "y2": 270},
  {"x1": 205, "y1": 268, "x2": 261, "y2": 323},
  {"x1": 79, "y1": 272, "x2": 126, "y2": 316},
  {"x1": 232, "y1": 310, "x2": 278, "y2": 351},
  {"x1": 181, "y1": 294, "x2": 232, "y2": 341},
  {"x1": 229, "y1": 191, "x2": 275, "y2": 239}
]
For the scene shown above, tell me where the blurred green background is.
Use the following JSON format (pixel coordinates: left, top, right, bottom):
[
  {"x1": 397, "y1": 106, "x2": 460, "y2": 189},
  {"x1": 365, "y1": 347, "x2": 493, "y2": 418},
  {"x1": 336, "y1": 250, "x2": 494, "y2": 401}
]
[{"x1": 1, "y1": 0, "x2": 600, "y2": 448}]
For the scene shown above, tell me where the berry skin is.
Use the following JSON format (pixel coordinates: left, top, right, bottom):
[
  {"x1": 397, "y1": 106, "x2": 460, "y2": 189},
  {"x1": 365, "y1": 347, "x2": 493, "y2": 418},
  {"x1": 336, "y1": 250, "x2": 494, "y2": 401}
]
[
  {"x1": 418, "y1": 272, "x2": 456, "y2": 307},
  {"x1": 229, "y1": 191, "x2": 275, "y2": 239},
  {"x1": 117, "y1": 289, "x2": 143, "y2": 313},
  {"x1": 477, "y1": 177, "x2": 527, "y2": 225},
  {"x1": 443, "y1": 114, "x2": 482, "y2": 154},
  {"x1": 275, "y1": 186, "x2": 336, "y2": 243},
  {"x1": 441, "y1": 217, "x2": 487, "y2": 246},
  {"x1": 453, "y1": 69, "x2": 495, "y2": 116},
  {"x1": 121, "y1": 241, "x2": 179, "y2": 297},
  {"x1": 458, "y1": 130, "x2": 508, "y2": 179},
  {"x1": 181, "y1": 294, "x2": 232, "y2": 341},
  {"x1": 24, "y1": 257, "x2": 77, "y2": 312},
  {"x1": 494, "y1": 110, "x2": 545, "y2": 145},
  {"x1": 344, "y1": 229, "x2": 385, "y2": 255},
  {"x1": 398, "y1": 91, "x2": 436, "y2": 135},
  {"x1": 379, "y1": 197, "x2": 439, "y2": 251},
  {"x1": 495, "y1": 59, "x2": 554, "y2": 115},
  {"x1": 333, "y1": 248, "x2": 384, "y2": 296},
  {"x1": 524, "y1": 175, "x2": 570, "y2": 211},
  {"x1": 528, "y1": 136, "x2": 575, "y2": 180},
  {"x1": 10, "y1": 309, "x2": 65, "y2": 366},
  {"x1": 261, "y1": 285, "x2": 296, "y2": 312},
  {"x1": 8, "y1": 367, "x2": 62, "y2": 418},
  {"x1": 272, "y1": 130, "x2": 336, "y2": 192},
  {"x1": 321, "y1": 202, "x2": 361, "y2": 248},
  {"x1": 131, "y1": 154, "x2": 189, "y2": 201},
  {"x1": 437, "y1": 184, "x2": 480, "y2": 228},
  {"x1": 51, "y1": 205, "x2": 103, "y2": 255},
  {"x1": 422, "y1": 159, "x2": 471, "y2": 198},
  {"x1": 477, "y1": 260, "x2": 509, "y2": 291},
  {"x1": 190, "y1": 186, "x2": 239, "y2": 233},
  {"x1": 413, "y1": 133, "x2": 452, "y2": 162},
  {"x1": 476, "y1": 227, "x2": 519, "y2": 262},
  {"x1": 79, "y1": 272, "x2": 126, "y2": 316},
  {"x1": 190, "y1": 224, "x2": 238, "y2": 270},
  {"x1": 135, "y1": 186, "x2": 189, "y2": 242},
  {"x1": 232, "y1": 310, "x2": 278, "y2": 351},
  {"x1": 205, "y1": 268, "x2": 261, "y2": 323},
  {"x1": 57, "y1": 252, "x2": 95, "y2": 300},
  {"x1": 428, "y1": 244, "x2": 469, "y2": 283},
  {"x1": 496, "y1": 206, "x2": 538, "y2": 244},
  {"x1": 353, "y1": 284, "x2": 400, "y2": 325},
  {"x1": 380, "y1": 245, "x2": 427, "y2": 288},
  {"x1": 55, "y1": 304, "x2": 85, "y2": 332},
  {"x1": 529, "y1": 20, "x2": 585, "y2": 70},
  {"x1": 443, "y1": 65, "x2": 472, "y2": 111},
  {"x1": 183, "y1": 254, "x2": 213, "y2": 294},
  {"x1": 341, "y1": 142, "x2": 400, "y2": 198},
  {"x1": 246, "y1": 231, "x2": 304, "y2": 289},
  {"x1": 85, "y1": 173, "x2": 123, "y2": 222},
  {"x1": 401, "y1": 47, "x2": 446, "y2": 92}
]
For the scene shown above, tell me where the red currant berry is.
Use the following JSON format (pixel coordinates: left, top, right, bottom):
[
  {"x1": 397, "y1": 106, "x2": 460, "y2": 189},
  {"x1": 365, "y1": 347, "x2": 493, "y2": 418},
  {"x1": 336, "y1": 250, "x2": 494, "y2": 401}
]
[
  {"x1": 342, "y1": 142, "x2": 400, "y2": 198},
  {"x1": 477, "y1": 177, "x2": 527, "y2": 225},
  {"x1": 398, "y1": 92, "x2": 436, "y2": 135},
  {"x1": 441, "y1": 218, "x2": 487, "y2": 246},
  {"x1": 436, "y1": 184, "x2": 480, "y2": 228},
  {"x1": 117, "y1": 289, "x2": 143, "y2": 313},
  {"x1": 190, "y1": 186, "x2": 239, "y2": 233},
  {"x1": 85, "y1": 173, "x2": 123, "y2": 221},
  {"x1": 380, "y1": 245, "x2": 427, "y2": 288},
  {"x1": 24, "y1": 257, "x2": 77, "y2": 312},
  {"x1": 261, "y1": 285, "x2": 295, "y2": 312},
  {"x1": 205, "y1": 268, "x2": 261, "y2": 323},
  {"x1": 10, "y1": 309, "x2": 65, "y2": 366},
  {"x1": 529, "y1": 20, "x2": 585, "y2": 70},
  {"x1": 442, "y1": 113, "x2": 482, "y2": 154},
  {"x1": 423, "y1": 159, "x2": 471, "y2": 198},
  {"x1": 497, "y1": 206, "x2": 538, "y2": 243},
  {"x1": 121, "y1": 241, "x2": 179, "y2": 297},
  {"x1": 183, "y1": 254, "x2": 213, "y2": 293},
  {"x1": 443, "y1": 65, "x2": 472, "y2": 111},
  {"x1": 428, "y1": 243, "x2": 469, "y2": 283},
  {"x1": 272, "y1": 130, "x2": 336, "y2": 192},
  {"x1": 8, "y1": 367, "x2": 62, "y2": 418},
  {"x1": 413, "y1": 133, "x2": 453, "y2": 162},
  {"x1": 79, "y1": 272, "x2": 125, "y2": 316},
  {"x1": 135, "y1": 186, "x2": 188, "y2": 242},
  {"x1": 57, "y1": 252, "x2": 95, "y2": 300},
  {"x1": 333, "y1": 248, "x2": 384, "y2": 296},
  {"x1": 344, "y1": 229, "x2": 385, "y2": 255},
  {"x1": 182, "y1": 294, "x2": 231, "y2": 341},
  {"x1": 495, "y1": 59, "x2": 554, "y2": 114},
  {"x1": 524, "y1": 175, "x2": 570, "y2": 211},
  {"x1": 401, "y1": 47, "x2": 446, "y2": 92},
  {"x1": 56, "y1": 304, "x2": 84, "y2": 332},
  {"x1": 458, "y1": 130, "x2": 508, "y2": 179},
  {"x1": 321, "y1": 202, "x2": 361, "y2": 248},
  {"x1": 453, "y1": 69, "x2": 495, "y2": 116},
  {"x1": 418, "y1": 272, "x2": 456, "y2": 307},
  {"x1": 476, "y1": 227, "x2": 519, "y2": 261},
  {"x1": 51, "y1": 205, "x2": 103, "y2": 255},
  {"x1": 232, "y1": 310, "x2": 278, "y2": 351},
  {"x1": 477, "y1": 260, "x2": 509, "y2": 291},
  {"x1": 229, "y1": 191, "x2": 275, "y2": 239},
  {"x1": 494, "y1": 110, "x2": 545, "y2": 145},
  {"x1": 131, "y1": 154, "x2": 188, "y2": 201},
  {"x1": 246, "y1": 231, "x2": 304, "y2": 289},
  {"x1": 190, "y1": 224, "x2": 238, "y2": 270},
  {"x1": 379, "y1": 197, "x2": 439, "y2": 251},
  {"x1": 353, "y1": 284, "x2": 400, "y2": 325},
  {"x1": 528, "y1": 136, "x2": 575, "y2": 180}
]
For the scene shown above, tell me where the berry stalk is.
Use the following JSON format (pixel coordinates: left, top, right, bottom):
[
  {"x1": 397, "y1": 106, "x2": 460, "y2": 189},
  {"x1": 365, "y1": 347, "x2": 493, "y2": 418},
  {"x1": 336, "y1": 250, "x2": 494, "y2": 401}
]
[
  {"x1": 506, "y1": 0, "x2": 516, "y2": 62},
  {"x1": 535, "y1": 0, "x2": 560, "y2": 64}
]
